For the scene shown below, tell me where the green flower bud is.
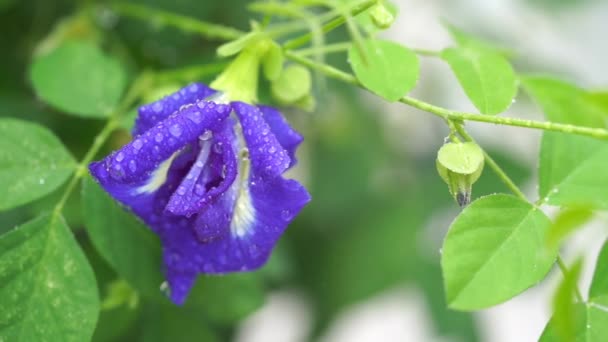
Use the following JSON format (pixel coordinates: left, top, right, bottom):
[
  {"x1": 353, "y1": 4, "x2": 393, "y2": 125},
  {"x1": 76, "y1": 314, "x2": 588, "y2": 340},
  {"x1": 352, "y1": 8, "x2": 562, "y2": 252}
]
[
  {"x1": 370, "y1": 3, "x2": 395, "y2": 30},
  {"x1": 436, "y1": 142, "x2": 485, "y2": 206}
]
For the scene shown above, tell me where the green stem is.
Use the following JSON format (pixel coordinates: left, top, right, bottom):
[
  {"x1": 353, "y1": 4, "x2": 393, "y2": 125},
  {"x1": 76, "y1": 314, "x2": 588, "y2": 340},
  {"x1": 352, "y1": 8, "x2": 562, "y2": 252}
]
[
  {"x1": 109, "y1": 2, "x2": 244, "y2": 41},
  {"x1": 412, "y1": 48, "x2": 440, "y2": 57},
  {"x1": 52, "y1": 73, "x2": 149, "y2": 215},
  {"x1": 285, "y1": 51, "x2": 608, "y2": 140},
  {"x1": 295, "y1": 42, "x2": 352, "y2": 56},
  {"x1": 453, "y1": 123, "x2": 527, "y2": 200},
  {"x1": 283, "y1": 0, "x2": 376, "y2": 50},
  {"x1": 557, "y1": 255, "x2": 585, "y2": 303}
]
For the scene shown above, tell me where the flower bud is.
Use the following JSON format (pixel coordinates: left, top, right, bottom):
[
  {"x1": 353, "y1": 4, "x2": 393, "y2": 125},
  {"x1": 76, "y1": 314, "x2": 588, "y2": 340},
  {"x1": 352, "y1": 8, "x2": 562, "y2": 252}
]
[
  {"x1": 436, "y1": 142, "x2": 484, "y2": 206},
  {"x1": 370, "y1": 3, "x2": 395, "y2": 30}
]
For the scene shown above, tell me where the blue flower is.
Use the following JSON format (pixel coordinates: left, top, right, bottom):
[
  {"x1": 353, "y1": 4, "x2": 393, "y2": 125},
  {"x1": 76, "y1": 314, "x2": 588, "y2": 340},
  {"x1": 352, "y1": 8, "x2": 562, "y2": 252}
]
[{"x1": 89, "y1": 83, "x2": 311, "y2": 304}]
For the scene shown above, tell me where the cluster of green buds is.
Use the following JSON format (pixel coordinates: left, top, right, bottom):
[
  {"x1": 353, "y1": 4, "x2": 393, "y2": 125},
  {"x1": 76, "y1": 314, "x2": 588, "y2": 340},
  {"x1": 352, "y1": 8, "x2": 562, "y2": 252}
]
[{"x1": 436, "y1": 141, "x2": 485, "y2": 206}]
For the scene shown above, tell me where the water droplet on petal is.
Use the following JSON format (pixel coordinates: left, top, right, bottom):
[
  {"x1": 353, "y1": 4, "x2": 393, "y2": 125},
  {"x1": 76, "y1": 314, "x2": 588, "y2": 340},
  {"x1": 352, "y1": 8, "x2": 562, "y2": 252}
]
[
  {"x1": 187, "y1": 111, "x2": 202, "y2": 123},
  {"x1": 133, "y1": 139, "x2": 143, "y2": 151},
  {"x1": 128, "y1": 160, "x2": 137, "y2": 172},
  {"x1": 152, "y1": 102, "x2": 163, "y2": 113},
  {"x1": 213, "y1": 142, "x2": 223, "y2": 154},
  {"x1": 189, "y1": 83, "x2": 199, "y2": 92},
  {"x1": 115, "y1": 152, "x2": 125, "y2": 162},
  {"x1": 169, "y1": 124, "x2": 182, "y2": 137},
  {"x1": 177, "y1": 186, "x2": 186, "y2": 195},
  {"x1": 155, "y1": 133, "x2": 164, "y2": 142},
  {"x1": 195, "y1": 184, "x2": 206, "y2": 196},
  {"x1": 281, "y1": 209, "x2": 292, "y2": 221},
  {"x1": 268, "y1": 146, "x2": 276, "y2": 154},
  {"x1": 199, "y1": 130, "x2": 213, "y2": 141}
]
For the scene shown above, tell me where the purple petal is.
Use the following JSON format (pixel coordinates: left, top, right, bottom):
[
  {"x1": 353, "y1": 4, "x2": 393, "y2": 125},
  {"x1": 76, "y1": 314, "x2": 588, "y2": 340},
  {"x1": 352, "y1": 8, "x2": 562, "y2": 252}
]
[
  {"x1": 134, "y1": 83, "x2": 216, "y2": 136},
  {"x1": 232, "y1": 102, "x2": 290, "y2": 178},
  {"x1": 89, "y1": 100, "x2": 230, "y2": 225},
  {"x1": 257, "y1": 105, "x2": 303, "y2": 168},
  {"x1": 165, "y1": 119, "x2": 238, "y2": 217},
  {"x1": 160, "y1": 170, "x2": 310, "y2": 276}
]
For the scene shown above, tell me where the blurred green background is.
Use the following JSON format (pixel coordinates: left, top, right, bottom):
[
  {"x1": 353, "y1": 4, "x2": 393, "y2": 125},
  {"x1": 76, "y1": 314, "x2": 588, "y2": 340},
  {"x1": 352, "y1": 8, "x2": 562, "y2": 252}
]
[{"x1": 1, "y1": 0, "x2": 606, "y2": 341}]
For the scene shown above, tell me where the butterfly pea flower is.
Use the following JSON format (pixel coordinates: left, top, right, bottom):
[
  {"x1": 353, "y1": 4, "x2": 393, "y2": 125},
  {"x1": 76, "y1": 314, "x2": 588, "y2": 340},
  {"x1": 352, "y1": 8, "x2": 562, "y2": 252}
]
[{"x1": 89, "y1": 82, "x2": 310, "y2": 304}]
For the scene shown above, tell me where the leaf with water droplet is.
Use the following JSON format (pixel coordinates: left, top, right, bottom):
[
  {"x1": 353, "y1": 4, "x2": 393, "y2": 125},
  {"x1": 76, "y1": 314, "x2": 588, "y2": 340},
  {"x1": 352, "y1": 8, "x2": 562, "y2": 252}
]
[
  {"x1": 523, "y1": 77, "x2": 608, "y2": 209},
  {"x1": 0, "y1": 213, "x2": 99, "y2": 341},
  {"x1": 349, "y1": 39, "x2": 419, "y2": 101},
  {"x1": 0, "y1": 118, "x2": 76, "y2": 211},
  {"x1": 30, "y1": 40, "x2": 126, "y2": 118}
]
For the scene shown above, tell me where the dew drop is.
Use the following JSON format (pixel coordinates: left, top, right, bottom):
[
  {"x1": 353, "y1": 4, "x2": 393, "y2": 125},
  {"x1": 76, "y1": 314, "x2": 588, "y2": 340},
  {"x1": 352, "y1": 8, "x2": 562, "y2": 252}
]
[
  {"x1": 152, "y1": 102, "x2": 164, "y2": 113},
  {"x1": 128, "y1": 160, "x2": 137, "y2": 173},
  {"x1": 195, "y1": 184, "x2": 206, "y2": 196},
  {"x1": 187, "y1": 111, "x2": 202, "y2": 124},
  {"x1": 160, "y1": 281, "x2": 171, "y2": 297},
  {"x1": 133, "y1": 139, "x2": 143, "y2": 151},
  {"x1": 189, "y1": 83, "x2": 199, "y2": 93},
  {"x1": 213, "y1": 142, "x2": 223, "y2": 154},
  {"x1": 280, "y1": 209, "x2": 292, "y2": 221},
  {"x1": 262, "y1": 127, "x2": 269, "y2": 135},
  {"x1": 172, "y1": 93, "x2": 180, "y2": 100},
  {"x1": 216, "y1": 105, "x2": 226, "y2": 114},
  {"x1": 115, "y1": 152, "x2": 125, "y2": 162},
  {"x1": 155, "y1": 133, "x2": 164, "y2": 142},
  {"x1": 197, "y1": 101, "x2": 207, "y2": 109},
  {"x1": 268, "y1": 146, "x2": 276, "y2": 153},
  {"x1": 169, "y1": 124, "x2": 182, "y2": 137},
  {"x1": 177, "y1": 186, "x2": 186, "y2": 195},
  {"x1": 199, "y1": 130, "x2": 213, "y2": 141}
]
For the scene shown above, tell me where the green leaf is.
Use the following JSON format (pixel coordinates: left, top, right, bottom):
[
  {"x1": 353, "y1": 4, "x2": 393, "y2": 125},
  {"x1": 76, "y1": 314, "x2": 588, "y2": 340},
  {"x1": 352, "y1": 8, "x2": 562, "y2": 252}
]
[
  {"x1": 0, "y1": 213, "x2": 99, "y2": 341},
  {"x1": 444, "y1": 23, "x2": 512, "y2": 56},
  {"x1": 0, "y1": 118, "x2": 76, "y2": 211},
  {"x1": 540, "y1": 298, "x2": 608, "y2": 342},
  {"x1": 441, "y1": 194, "x2": 556, "y2": 310},
  {"x1": 349, "y1": 39, "x2": 419, "y2": 101},
  {"x1": 139, "y1": 301, "x2": 218, "y2": 342},
  {"x1": 590, "y1": 239, "x2": 608, "y2": 299},
  {"x1": 82, "y1": 176, "x2": 165, "y2": 299},
  {"x1": 441, "y1": 46, "x2": 517, "y2": 114},
  {"x1": 521, "y1": 76, "x2": 608, "y2": 127},
  {"x1": 539, "y1": 129, "x2": 608, "y2": 208},
  {"x1": 30, "y1": 41, "x2": 126, "y2": 118},
  {"x1": 523, "y1": 77, "x2": 608, "y2": 209},
  {"x1": 546, "y1": 207, "x2": 593, "y2": 251},
  {"x1": 271, "y1": 64, "x2": 312, "y2": 104},
  {"x1": 186, "y1": 274, "x2": 265, "y2": 324}
]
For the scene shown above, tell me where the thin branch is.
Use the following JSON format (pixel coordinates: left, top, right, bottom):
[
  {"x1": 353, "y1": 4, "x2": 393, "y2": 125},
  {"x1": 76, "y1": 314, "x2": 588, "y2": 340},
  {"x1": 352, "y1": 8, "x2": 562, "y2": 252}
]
[{"x1": 285, "y1": 51, "x2": 608, "y2": 141}]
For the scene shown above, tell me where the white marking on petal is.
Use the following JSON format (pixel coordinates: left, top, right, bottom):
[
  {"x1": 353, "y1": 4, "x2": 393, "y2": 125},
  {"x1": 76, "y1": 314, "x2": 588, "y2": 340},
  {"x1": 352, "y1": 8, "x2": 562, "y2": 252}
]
[
  {"x1": 230, "y1": 121, "x2": 256, "y2": 237},
  {"x1": 135, "y1": 151, "x2": 180, "y2": 194}
]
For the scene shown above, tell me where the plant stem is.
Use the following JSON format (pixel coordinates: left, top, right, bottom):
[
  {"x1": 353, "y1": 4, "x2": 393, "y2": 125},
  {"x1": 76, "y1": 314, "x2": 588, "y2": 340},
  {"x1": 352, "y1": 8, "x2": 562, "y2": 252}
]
[
  {"x1": 52, "y1": 73, "x2": 149, "y2": 215},
  {"x1": 557, "y1": 255, "x2": 585, "y2": 303},
  {"x1": 453, "y1": 123, "x2": 527, "y2": 200},
  {"x1": 109, "y1": 2, "x2": 244, "y2": 41},
  {"x1": 295, "y1": 42, "x2": 352, "y2": 56},
  {"x1": 283, "y1": 0, "x2": 377, "y2": 50},
  {"x1": 285, "y1": 51, "x2": 608, "y2": 141}
]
